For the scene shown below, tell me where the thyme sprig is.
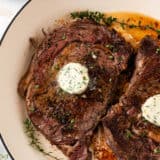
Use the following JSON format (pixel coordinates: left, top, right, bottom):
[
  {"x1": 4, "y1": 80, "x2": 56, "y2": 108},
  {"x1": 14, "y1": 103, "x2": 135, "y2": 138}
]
[
  {"x1": 71, "y1": 11, "x2": 105, "y2": 23},
  {"x1": 71, "y1": 11, "x2": 160, "y2": 36},
  {"x1": 24, "y1": 118, "x2": 60, "y2": 160},
  {"x1": 115, "y1": 20, "x2": 160, "y2": 35},
  {"x1": 71, "y1": 11, "x2": 116, "y2": 25}
]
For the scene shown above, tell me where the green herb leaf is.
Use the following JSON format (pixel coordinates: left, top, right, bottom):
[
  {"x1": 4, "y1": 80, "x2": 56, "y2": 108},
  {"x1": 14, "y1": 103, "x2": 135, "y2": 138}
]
[
  {"x1": 104, "y1": 16, "x2": 117, "y2": 26},
  {"x1": 145, "y1": 24, "x2": 154, "y2": 30},
  {"x1": 120, "y1": 22, "x2": 125, "y2": 29},
  {"x1": 71, "y1": 11, "x2": 104, "y2": 23},
  {"x1": 106, "y1": 44, "x2": 117, "y2": 52},
  {"x1": 129, "y1": 24, "x2": 137, "y2": 28},
  {"x1": 54, "y1": 64, "x2": 60, "y2": 70},
  {"x1": 142, "y1": 117, "x2": 148, "y2": 123},
  {"x1": 71, "y1": 11, "x2": 90, "y2": 19},
  {"x1": 83, "y1": 76, "x2": 87, "y2": 80},
  {"x1": 24, "y1": 118, "x2": 32, "y2": 130},
  {"x1": 156, "y1": 29, "x2": 160, "y2": 35},
  {"x1": 106, "y1": 44, "x2": 114, "y2": 49},
  {"x1": 125, "y1": 129, "x2": 133, "y2": 139}
]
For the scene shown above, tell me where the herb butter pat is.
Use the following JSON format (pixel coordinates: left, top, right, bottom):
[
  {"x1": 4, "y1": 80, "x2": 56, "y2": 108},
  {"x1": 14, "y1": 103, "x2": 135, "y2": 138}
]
[
  {"x1": 57, "y1": 62, "x2": 89, "y2": 94},
  {"x1": 142, "y1": 94, "x2": 160, "y2": 126}
]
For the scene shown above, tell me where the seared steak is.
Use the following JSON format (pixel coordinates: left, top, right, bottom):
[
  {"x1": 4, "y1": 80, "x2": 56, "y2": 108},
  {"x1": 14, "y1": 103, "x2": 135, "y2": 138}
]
[
  {"x1": 103, "y1": 36, "x2": 160, "y2": 160},
  {"x1": 18, "y1": 19, "x2": 134, "y2": 160}
]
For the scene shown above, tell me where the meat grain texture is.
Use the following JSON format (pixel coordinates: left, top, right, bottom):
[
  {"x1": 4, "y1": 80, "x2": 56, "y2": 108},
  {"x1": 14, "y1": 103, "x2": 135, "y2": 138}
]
[
  {"x1": 18, "y1": 19, "x2": 134, "y2": 160},
  {"x1": 103, "y1": 36, "x2": 160, "y2": 160}
]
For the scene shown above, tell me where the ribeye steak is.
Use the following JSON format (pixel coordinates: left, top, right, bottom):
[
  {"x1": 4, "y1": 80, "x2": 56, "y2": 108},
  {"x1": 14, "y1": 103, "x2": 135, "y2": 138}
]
[
  {"x1": 103, "y1": 36, "x2": 160, "y2": 160},
  {"x1": 18, "y1": 19, "x2": 134, "y2": 160}
]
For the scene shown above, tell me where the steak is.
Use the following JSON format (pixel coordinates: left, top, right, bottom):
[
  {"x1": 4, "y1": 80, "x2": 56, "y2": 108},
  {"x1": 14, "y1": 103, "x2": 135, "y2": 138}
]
[
  {"x1": 18, "y1": 19, "x2": 134, "y2": 160},
  {"x1": 103, "y1": 36, "x2": 160, "y2": 160},
  {"x1": 92, "y1": 124, "x2": 116, "y2": 160}
]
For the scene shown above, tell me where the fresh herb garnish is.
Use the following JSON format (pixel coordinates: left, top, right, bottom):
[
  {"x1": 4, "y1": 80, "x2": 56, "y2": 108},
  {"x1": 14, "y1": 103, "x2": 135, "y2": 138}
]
[
  {"x1": 145, "y1": 24, "x2": 154, "y2": 29},
  {"x1": 54, "y1": 64, "x2": 60, "y2": 70},
  {"x1": 142, "y1": 117, "x2": 148, "y2": 123},
  {"x1": 62, "y1": 118, "x2": 75, "y2": 132},
  {"x1": 29, "y1": 105, "x2": 35, "y2": 113},
  {"x1": 106, "y1": 44, "x2": 117, "y2": 52},
  {"x1": 125, "y1": 129, "x2": 133, "y2": 139},
  {"x1": 53, "y1": 111, "x2": 71, "y2": 125},
  {"x1": 24, "y1": 118, "x2": 59, "y2": 159},
  {"x1": 106, "y1": 44, "x2": 114, "y2": 50},
  {"x1": 156, "y1": 29, "x2": 160, "y2": 35},
  {"x1": 70, "y1": 11, "x2": 160, "y2": 36},
  {"x1": 103, "y1": 16, "x2": 117, "y2": 26},
  {"x1": 83, "y1": 76, "x2": 87, "y2": 80},
  {"x1": 71, "y1": 11, "x2": 116, "y2": 25},
  {"x1": 71, "y1": 11, "x2": 104, "y2": 23},
  {"x1": 129, "y1": 24, "x2": 137, "y2": 28},
  {"x1": 154, "y1": 148, "x2": 160, "y2": 154},
  {"x1": 51, "y1": 64, "x2": 60, "y2": 71},
  {"x1": 120, "y1": 21, "x2": 125, "y2": 29}
]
